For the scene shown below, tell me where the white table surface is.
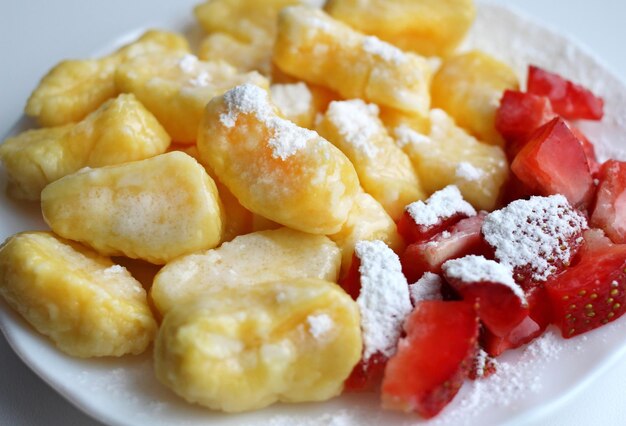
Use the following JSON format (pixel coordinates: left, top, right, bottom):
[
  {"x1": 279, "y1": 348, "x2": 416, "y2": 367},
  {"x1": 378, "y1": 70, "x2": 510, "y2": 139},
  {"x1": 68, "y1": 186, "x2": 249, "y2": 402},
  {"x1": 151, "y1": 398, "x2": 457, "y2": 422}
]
[{"x1": 1, "y1": 1, "x2": 625, "y2": 425}]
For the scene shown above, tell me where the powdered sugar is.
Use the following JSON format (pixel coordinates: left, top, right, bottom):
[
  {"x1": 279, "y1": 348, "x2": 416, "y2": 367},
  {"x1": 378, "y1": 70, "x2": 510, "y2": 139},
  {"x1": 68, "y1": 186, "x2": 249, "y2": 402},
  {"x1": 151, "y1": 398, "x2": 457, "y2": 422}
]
[
  {"x1": 270, "y1": 82, "x2": 312, "y2": 118},
  {"x1": 394, "y1": 125, "x2": 431, "y2": 148},
  {"x1": 409, "y1": 272, "x2": 443, "y2": 305},
  {"x1": 456, "y1": 162, "x2": 486, "y2": 181},
  {"x1": 406, "y1": 185, "x2": 477, "y2": 227},
  {"x1": 326, "y1": 100, "x2": 381, "y2": 158},
  {"x1": 220, "y1": 84, "x2": 318, "y2": 160},
  {"x1": 442, "y1": 255, "x2": 526, "y2": 303},
  {"x1": 177, "y1": 54, "x2": 198, "y2": 73},
  {"x1": 472, "y1": 349, "x2": 494, "y2": 379},
  {"x1": 354, "y1": 240, "x2": 412, "y2": 361},
  {"x1": 362, "y1": 36, "x2": 406, "y2": 65},
  {"x1": 482, "y1": 195, "x2": 588, "y2": 282},
  {"x1": 307, "y1": 313, "x2": 334, "y2": 340}
]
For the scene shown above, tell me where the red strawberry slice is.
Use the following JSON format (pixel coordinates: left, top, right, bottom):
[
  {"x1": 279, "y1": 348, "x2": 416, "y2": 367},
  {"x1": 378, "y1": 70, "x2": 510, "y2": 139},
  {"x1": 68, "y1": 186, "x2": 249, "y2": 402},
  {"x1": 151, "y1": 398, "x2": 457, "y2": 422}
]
[
  {"x1": 591, "y1": 160, "x2": 626, "y2": 244},
  {"x1": 527, "y1": 65, "x2": 604, "y2": 120},
  {"x1": 482, "y1": 285, "x2": 552, "y2": 356},
  {"x1": 442, "y1": 255, "x2": 529, "y2": 338},
  {"x1": 382, "y1": 300, "x2": 479, "y2": 418},
  {"x1": 401, "y1": 212, "x2": 487, "y2": 283},
  {"x1": 571, "y1": 126, "x2": 601, "y2": 176},
  {"x1": 339, "y1": 254, "x2": 361, "y2": 300},
  {"x1": 546, "y1": 237, "x2": 626, "y2": 338},
  {"x1": 495, "y1": 90, "x2": 557, "y2": 158},
  {"x1": 482, "y1": 194, "x2": 588, "y2": 290},
  {"x1": 511, "y1": 117, "x2": 595, "y2": 209},
  {"x1": 397, "y1": 186, "x2": 476, "y2": 245},
  {"x1": 344, "y1": 353, "x2": 387, "y2": 392}
]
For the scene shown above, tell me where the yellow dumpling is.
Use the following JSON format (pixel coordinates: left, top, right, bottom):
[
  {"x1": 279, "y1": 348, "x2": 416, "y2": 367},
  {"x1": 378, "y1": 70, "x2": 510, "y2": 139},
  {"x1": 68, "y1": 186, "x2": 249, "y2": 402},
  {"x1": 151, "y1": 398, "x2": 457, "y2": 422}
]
[
  {"x1": 394, "y1": 109, "x2": 509, "y2": 211},
  {"x1": 0, "y1": 232, "x2": 156, "y2": 357},
  {"x1": 0, "y1": 93, "x2": 170, "y2": 200},
  {"x1": 273, "y1": 6, "x2": 432, "y2": 115},
  {"x1": 115, "y1": 52, "x2": 268, "y2": 143},
  {"x1": 431, "y1": 50, "x2": 520, "y2": 146},
  {"x1": 41, "y1": 151, "x2": 223, "y2": 264},
  {"x1": 25, "y1": 30, "x2": 189, "y2": 127},
  {"x1": 154, "y1": 278, "x2": 361, "y2": 412},
  {"x1": 325, "y1": 0, "x2": 476, "y2": 57},
  {"x1": 151, "y1": 227, "x2": 342, "y2": 315},
  {"x1": 198, "y1": 33, "x2": 273, "y2": 75},
  {"x1": 197, "y1": 84, "x2": 359, "y2": 234},
  {"x1": 316, "y1": 99, "x2": 425, "y2": 219}
]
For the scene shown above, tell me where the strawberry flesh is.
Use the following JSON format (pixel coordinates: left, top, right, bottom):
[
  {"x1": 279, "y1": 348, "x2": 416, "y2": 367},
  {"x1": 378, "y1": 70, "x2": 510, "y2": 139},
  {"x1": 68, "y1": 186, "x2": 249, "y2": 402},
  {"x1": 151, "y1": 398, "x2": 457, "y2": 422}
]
[
  {"x1": 591, "y1": 160, "x2": 626, "y2": 244},
  {"x1": 511, "y1": 117, "x2": 595, "y2": 210},
  {"x1": 401, "y1": 213, "x2": 488, "y2": 283},
  {"x1": 527, "y1": 65, "x2": 604, "y2": 120},
  {"x1": 382, "y1": 300, "x2": 479, "y2": 418}
]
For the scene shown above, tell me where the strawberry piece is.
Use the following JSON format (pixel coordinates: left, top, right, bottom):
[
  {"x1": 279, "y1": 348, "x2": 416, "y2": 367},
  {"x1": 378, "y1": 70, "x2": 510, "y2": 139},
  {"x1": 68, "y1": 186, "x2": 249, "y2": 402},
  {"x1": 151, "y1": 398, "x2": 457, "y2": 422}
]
[
  {"x1": 340, "y1": 241, "x2": 413, "y2": 391},
  {"x1": 398, "y1": 186, "x2": 476, "y2": 245},
  {"x1": 482, "y1": 195, "x2": 588, "y2": 290},
  {"x1": 511, "y1": 117, "x2": 595, "y2": 209},
  {"x1": 401, "y1": 212, "x2": 488, "y2": 283},
  {"x1": 443, "y1": 255, "x2": 529, "y2": 338},
  {"x1": 382, "y1": 300, "x2": 479, "y2": 418},
  {"x1": 495, "y1": 90, "x2": 556, "y2": 157},
  {"x1": 591, "y1": 160, "x2": 626, "y2": 244},
  {"x1": 546, "y1": 238, "x2": 626, "y2": 338},
  {"x1": 527, "y1": 65, "x2": 604, "y2": 120},
  {"x1": 482, "y1": 285, "x2": 552, "y2": 356},
  {"x1": 468, "y1": 348, "x2": 497, "y2": 380}
]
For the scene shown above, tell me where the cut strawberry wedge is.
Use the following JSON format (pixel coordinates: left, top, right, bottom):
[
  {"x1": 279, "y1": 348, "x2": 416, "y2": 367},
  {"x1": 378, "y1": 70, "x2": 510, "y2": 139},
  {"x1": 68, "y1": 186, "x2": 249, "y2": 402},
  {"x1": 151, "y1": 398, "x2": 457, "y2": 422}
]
[
  {"x1": 482, "y1": 194, "x2": 588, "y2": 290},
  {"x1": 401, "y1": 213, "x2": 488, "y2": 283},
  {"x1": 527, "y1": 65, "x2": 604, "y2": 120},
  {"x1": 546, "y1": 237, "x2": 626, "y2": 338},
  {"x1": 397, "y1": 186, "x2": 476, "y2": 245},
  {"x1": 482, "y1": 285, "x2": 552, "y2": 356},
  {"x1": 511, "y1": 117, "x2": 595, "y2": 209},
  {"x1": 382, "y1": 300, "x2": 479, "y2": 418},
  {"x1": 591, "y1": 160, "x2": 626, "y2": 244},
  {"x1": 571, "y1": 126, "x2": 601, "y2": 176},
  {"x1": 495, "y1": 90, "x2": 556, "y2": 158},
  {"x1": 442, "y1": 255, "x2": 529, "y2": 337}
]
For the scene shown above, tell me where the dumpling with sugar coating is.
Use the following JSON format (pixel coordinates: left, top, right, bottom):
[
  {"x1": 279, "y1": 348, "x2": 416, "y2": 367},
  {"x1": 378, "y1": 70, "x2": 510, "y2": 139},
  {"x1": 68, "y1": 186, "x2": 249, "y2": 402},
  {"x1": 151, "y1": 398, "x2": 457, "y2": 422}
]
[
  {"x1": 41, "y1": 151, "x2": 223, "y2": 264},
  {"x1": 0, "y1": 232, "x2": 156, "y2": 357},
  {"x1": 151, "y1": 227, "x2": 342, "y2": 315},
  {"x1": 198, "y1": 84, "x2": 359, "y2": 235}
]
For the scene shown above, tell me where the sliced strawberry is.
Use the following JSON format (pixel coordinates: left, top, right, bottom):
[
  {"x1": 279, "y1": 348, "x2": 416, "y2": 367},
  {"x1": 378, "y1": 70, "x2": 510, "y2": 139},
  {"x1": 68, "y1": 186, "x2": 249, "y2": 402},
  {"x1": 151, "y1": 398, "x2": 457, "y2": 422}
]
[
  {"x1": 546, "y1": 238, "x2": 626, "y2": 338},
  {"x1": 511, "y1": 117, "x2": 595, "y2": 209},
  {"x1": 591, "y1": 160, "x2": 626, "y2": 244},
  {"x1": 527, "y1": 65, "x2": 604, "y2": 120},
  {"x1": 443, "y1": 255, "x2": 529, "y2": 337},
  {"x1": 482, "y1": 285, "x2": 552, "y2": 356},
  {"x1": 482, "y1": 194, "x2": 588, "y2": 290},
  {"x1": 341, "y1": 241, "x2": 413, "y2": 391},
  {"x1": 495, "y1": 90, "x2": 556, "y2": 158},
  {"x1": 401, "y1": 213, "x2": 488, "y2": 283},
  {"x1": 468, "y1": 348, "x2": 497, "y2": 380},
  {"x1": 398, "y1": 186, "x2": 476, "y2": 245},
  {"x1": 382, "y1": 300, "x2": 479, "y2": 418}
]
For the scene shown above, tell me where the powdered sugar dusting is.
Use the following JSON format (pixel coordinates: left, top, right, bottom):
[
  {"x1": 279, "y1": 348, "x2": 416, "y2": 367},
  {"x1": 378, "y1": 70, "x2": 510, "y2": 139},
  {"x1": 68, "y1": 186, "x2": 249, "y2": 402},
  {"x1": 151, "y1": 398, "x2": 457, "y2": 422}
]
[
  {"x1": 326, "y1": 100, "x2": 381, "y2": 158},
  {"x1": 307, "y1": 313, "x2": 334, "y2": 340},
  {"x1": 406, "y1": 185, "x2": 477, "y2": 227},
  {"x1": 394, "y1": 125, "x2": 431, "y2": 148},
  {"x1": 354, "y1": 240, "x2": 412, "y2": 360},
  {"x1": 362, "y1": 36, "x2": 406, "y2": 65},
  {"x1": 442, "y1": 255, "x2": 526, "y2": 303},
  {"x1": 271, "y1": 82, "x2": 312, "y2": 118},
  {"x1": 177, "y1": 54, "x2": 198, "y2": 73},
  {"x1": 456, "y1": 162, "x2": 486, "y2": 181},
  {"x1": 482, "y1": 195, "x2": 588, "y2": 282},
  {"x1": 409, "y1": 272, "x2": 443, "y2": 305},
  {"x1": 220, "y1": 84, "x2": 318, "y2": 160}
]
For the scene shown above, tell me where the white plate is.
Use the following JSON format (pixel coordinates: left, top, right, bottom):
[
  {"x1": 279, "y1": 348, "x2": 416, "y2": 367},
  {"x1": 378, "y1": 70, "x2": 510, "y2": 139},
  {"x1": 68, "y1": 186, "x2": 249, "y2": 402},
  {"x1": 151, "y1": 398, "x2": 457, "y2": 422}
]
[{"x1": 1, "y1": 2, "x2": 626, "y2": 426}]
